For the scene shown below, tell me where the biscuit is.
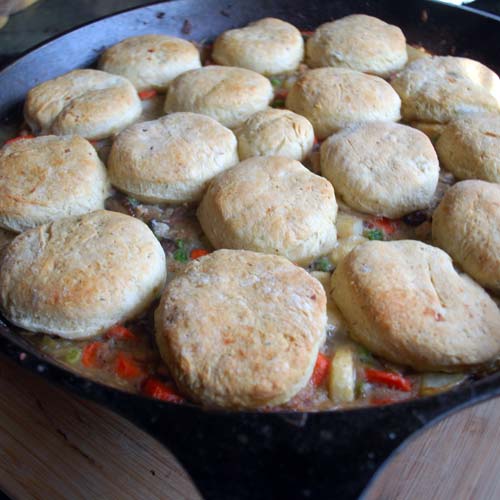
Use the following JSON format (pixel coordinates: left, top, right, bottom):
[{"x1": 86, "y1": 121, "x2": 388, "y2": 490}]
[
  {"x1": 212, "y1": 18, "x2": 304, "y2": 75},
  {"x1": 285, "y1": 67, "x2": 401, "y2": 139},
  {"x1": 235, "y1": 108, "x2": 314, "y2": 161},
  {"x1": 99, "y1": 34, "x2": 201, "y2": 91},
  {"x1": 154, "y1": 249, "x2": 326, "y2": 408},
  {"x1": 391, "y1": 56, "x2": 500, "y2": 123},
  {"x1": 24, "y1": 69, "x2": 142, "y2": 140},
  {"x1": 306, "y1": 15, "x2": 407, "y2": 77},
  {"x1": 320, "y1": 122, "x2": 439, "y2": 218},
  {"x1": 164, "y1": 66, "x2": 273, "y2": 128},
  {"x1": 0, "y1": 211, "x2": 166, "y2": 339},
  {"x1": 0, "y1": 136, "x2": 109, "y2": 232},
  {"x1": 108, "y1": 112, "x2": 238, "y2": 203},
  {"x1": 435, "y1": 113, "x2": 500, "y2": 182},
  {"x1": 331, "y1": 240, "x2": 500, "y2": 371},
  {"x1": 432, "y1": 180, "x2": 500, "y2": 293},
  {"x1": 197, "y1": 156, "x2": 338, "y2": 265}
]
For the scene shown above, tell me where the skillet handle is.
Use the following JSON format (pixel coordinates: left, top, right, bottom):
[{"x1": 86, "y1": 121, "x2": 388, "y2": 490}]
[{"x1": 112, "y1": 396, "x2": 465, "y2": 500}]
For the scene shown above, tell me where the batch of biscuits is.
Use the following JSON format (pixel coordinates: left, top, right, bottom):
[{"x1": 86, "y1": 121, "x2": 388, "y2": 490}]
[{"x1": 0, "y1": 14, "x2": 498, "y2": 410}]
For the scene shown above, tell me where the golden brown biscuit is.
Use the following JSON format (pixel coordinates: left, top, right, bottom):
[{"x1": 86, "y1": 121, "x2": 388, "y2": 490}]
[
  {"x1": 306, "y1": 15, "x2": 407, "y2": 77},
  {"x1": 155, "y1": 249, "x2": 326, "y2": 408},
  {"x1": 285, "y1": 67, "x2": 401, "y2": 139},
  {"x1": 212, "y1": 18, "x2": 304, "y2": 75},
  {"x1": 108, "y1": 112, "x2": 238, "y2": 203},
  {"x1": 0, "y1": 211, "x2": 166, "y2": 339},
  {"x1": 235, "y1": 108, "x2": 314, "y2": 161},
  {"x1": 164, "y1": 66, "x2": 273, "y2": 128},
  {"x1": 197, "y1": 156, "x2": 338, "y2": 264},
  {"x1": 432, "y1": 180, "x2": 500, "y2": 293},
  {"x1": 24, "y1": 69, "x2": 142, "y2": 140},
  {"x1": 435, "y1": 113, "x2": 500, "y2": 182},
  {"x1": 391, "y1": 56, "x2": 500, "y2": 124},
  {"x1": 331, "y1": 240, "x2": 500, "y2": 371},
  {"x1": 99, "y1": 34, "x2": 201, "y2": 91},
  {"x1": 320, "y1": 122, "x2": 439, "y2": 218},
  {"x1": 0, "y1": 136, "x2": 109, "y2": 232}
]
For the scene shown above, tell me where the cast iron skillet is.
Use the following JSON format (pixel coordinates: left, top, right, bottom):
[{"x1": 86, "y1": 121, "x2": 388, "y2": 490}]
[{"x1": 0, "y1": 1, "x2": 499, "y2": 498}]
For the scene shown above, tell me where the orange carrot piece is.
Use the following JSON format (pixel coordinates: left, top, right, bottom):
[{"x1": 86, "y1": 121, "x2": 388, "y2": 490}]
[
  {"x1": 371, "y1": 396, "x2": 398, "y2": 406},
  {"x1": 370, "y1": 217, "x2": 397, "y2": 235},
  {"x1": 115, "y1": 352, "x2": 144, "y2": 379},
  {"x1": 312, "y1": 352, "x2": 330, "y2": 386},
  {"x1": 142, "y1": 377, "x2": 184, "y2": 403},
  {"x1": 106, "y1": 324, "x2": 137, "y2": 341},
  {"x1": 365, "y1": 368, "x2": 411, "y2": 392},
  {"x1": 81, "y1": 342, "x2": 103, "y2": 368},
  {"x1": 190, "y1": 248, "x2": 209, "y2": 260},
  {"x1": 138, "y1": 89, "x2": 158, "y2": 100}
]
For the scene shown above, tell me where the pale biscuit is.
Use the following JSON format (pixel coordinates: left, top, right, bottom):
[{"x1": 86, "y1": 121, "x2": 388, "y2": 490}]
[
  {"x1": 0, "y1": 136, "x2": 109, "y2": 232},
  {"x1": 391, "y1": 56, "x2": 500, "y2": 123},
  {"x1": 155, "y1": 249, "x2": 326, "y2": 408},
  {"x1": 99, "y1": 34, "x2": 201, "y2": 91},
  {"x1": 212, "y1": 18, "x2": 304, "y2": 75},
  {"x1": 432, "y1": 180, "x2": 500, "y2": 293},
  {"x1": 285, "y1": 67, "x2": 401, "y2": 139},
  {"x1": 197, "y1": 156, "x2": 337, "y2": 265},
  {"x1": 235, "y1": 108, "x2": 314, "y2": 161},
  {"x1": 306, "y1": 14, "x2": 407, "y2": 77},
  {"x1": 331, "y1": 240, "x2": 500, "y2": 371},
  {"x1": 108, "y1": 112, "x2": 238, "y2": 203},
  {"x1": 320, "y1": 122, "x2": 439, "y2": 218},
  {"x1": 0, "y1": 211, "x2": 166, "y2": 339},
  {"x1": 164, "y1": 65, "x2": 273, "y2": 128},
  {"x1": 24, "y1": 69, "x2": 142, "y2": 140},
  {"x1": 435, "y1": 113, "x2": 500, "y2": 182}
]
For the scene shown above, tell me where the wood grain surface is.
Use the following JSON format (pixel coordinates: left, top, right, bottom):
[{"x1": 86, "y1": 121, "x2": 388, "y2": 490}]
[{"x1": 0, "y1": 355, "x2": 499, "y2": 499}]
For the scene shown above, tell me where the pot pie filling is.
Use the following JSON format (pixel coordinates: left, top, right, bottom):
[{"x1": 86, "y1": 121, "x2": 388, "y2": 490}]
[{"x1": 0, "y1": 21, "x2": 499, "y2": 411}]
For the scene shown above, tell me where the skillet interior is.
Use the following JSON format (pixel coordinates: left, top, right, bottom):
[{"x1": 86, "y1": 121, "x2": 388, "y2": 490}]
[{"x1": 0, "y1": 1, "x2": 499, "y2": 498}]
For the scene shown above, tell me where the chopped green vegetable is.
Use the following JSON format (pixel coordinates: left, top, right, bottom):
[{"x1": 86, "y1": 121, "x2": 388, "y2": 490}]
[
  {"x1": 358, "y1": 345, "x2": 375, "y2": 365},
  {"x1": 365, "y1": 228, "x2": 384, "y2": 240},
  {"x1": 270, "y1": 77, "x2": 282, "y2": 87},
  {"x1": 271, "y1": 99, "x2": 286, "y2": 108},
  {"x1": 65, "y1": 348, "x2": 81, "y2": 364},
  {"x1": 40, "y1": 336, "x2": 59, "y2": 350},
  {"x1": 173, "y1": 239, "x2": 188, "y2": 262},
  {"x1": 314, "y1": 256, "x2": 333, "y2": 272},
  {"x1": 355, "y1": 379, "x2": 366, "y2": 397},
  {"x1": 126, "y1": 196, "x2": 140, "y2": 207}
]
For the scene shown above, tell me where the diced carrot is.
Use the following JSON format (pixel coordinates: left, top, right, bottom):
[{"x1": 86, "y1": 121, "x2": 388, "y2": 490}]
[
  {"x1": 4, "y1": 134, "x2": 34, "y2": 145},
  {"x1": 81, "y1": 341, "x2": 103, "y2": 368},
  {"x1": 300, "y1": 30, "x2": 314, "y2": 37},
  {"x1": 106, "y1": 324, "x2": 137, "y2": 341},
  {"x1": 138, "y1": 89, "x2": 158, "y2": 100},
  {"x1": 274, "y1": 89, "x2": 289, "y2": 100},
  {"x1": 371, "y1": 396, "x2": 398, "y2": 406},
  {"x1": 370, "y1": 217, "x2": 397, "y2": 235},
  {"x1": 313, "y1": 136, "x2": 320, "y2": 146},
  {"x1": 312, "y1": 352, "x2": 330, "y2": 386},
  {"x1": 115, "y1": 352, "x2": 145, "y2": 379},
  {"x1": 365, "y1": 368, "x2": 411, "y2": 392},
  {"x1": 142, "y1": 377, "x2": 184, "y2": 403},
  {"x1": 190, "y1": 248, "x2": 209, "y2": 260}
]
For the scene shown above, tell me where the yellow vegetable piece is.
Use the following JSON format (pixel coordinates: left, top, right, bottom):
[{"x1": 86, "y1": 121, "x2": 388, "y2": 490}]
[
  {"x1": 328, "y1": 345, "x2": 356, "y2": 403},
  {"x1": 335, "y1": 213, "x2": 364, "y2": 239}
]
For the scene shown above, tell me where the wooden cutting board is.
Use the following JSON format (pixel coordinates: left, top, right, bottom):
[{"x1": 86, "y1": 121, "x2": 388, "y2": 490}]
[{"x1": 0, "y1": 354, "x2": 499, "y2": 499}]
